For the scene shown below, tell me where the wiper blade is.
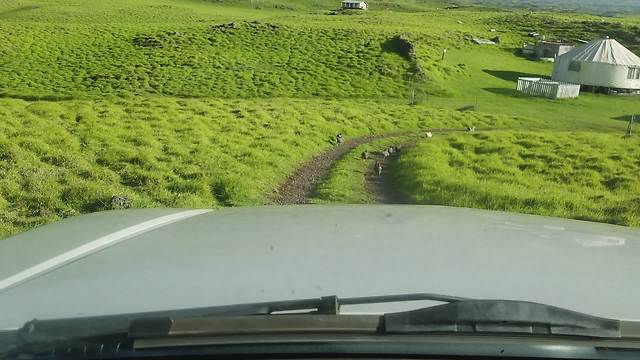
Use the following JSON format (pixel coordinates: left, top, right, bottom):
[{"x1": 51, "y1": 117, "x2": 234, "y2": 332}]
[
  {"x1": 132, "y1": 300, "x2": 630, "y2": 341},
  {"x1": 14, "y1": 293, "x2": 467, "y2": 343},
  {"x1": 3, "y1": 293, "x2": 464, "y2": 356},
  {"x1": 8, "y1": 294, "x2": 640, "y2": 358},
  {"x1": 385, "y1": 299, "x2": 624, "y2": 338},
  {"x1": 341, "y1": 293, "x2": 469, "y2": 305}
]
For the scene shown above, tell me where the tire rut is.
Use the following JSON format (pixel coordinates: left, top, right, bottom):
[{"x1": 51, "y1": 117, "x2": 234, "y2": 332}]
[
  {"x1": 271, "y1": 131, "x2": 412, "y2": 205},
  {"x1": 272, "y1": 128, "x2": 496, "y2": 205},
  {"x1": 365, "y1": 142, "x2": 415, "y2": 204}
]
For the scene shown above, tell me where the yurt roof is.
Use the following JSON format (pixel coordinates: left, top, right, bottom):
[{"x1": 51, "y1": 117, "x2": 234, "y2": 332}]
[{"x1": 560, "y1": 38, "x2": 640, "y2": 66}]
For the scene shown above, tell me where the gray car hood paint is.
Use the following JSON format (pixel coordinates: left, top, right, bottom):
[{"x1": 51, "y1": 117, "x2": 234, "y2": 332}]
[{"x1": 0, "y1": 205, "x2": 638, "y2": 329}]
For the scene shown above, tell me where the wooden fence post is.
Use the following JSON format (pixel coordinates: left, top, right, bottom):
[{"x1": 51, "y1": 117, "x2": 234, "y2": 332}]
[{"x1": 626, "y1": 115, "x2": 635, "y2": 137}]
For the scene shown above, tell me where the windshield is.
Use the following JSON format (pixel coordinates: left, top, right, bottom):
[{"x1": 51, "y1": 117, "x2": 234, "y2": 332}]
[{"x1": 1, "y1": 0, "x2": 640, "y2": 354}]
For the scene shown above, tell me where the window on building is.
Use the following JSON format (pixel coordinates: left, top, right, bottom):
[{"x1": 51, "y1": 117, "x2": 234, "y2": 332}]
[
  {"x1": 628, "y1": 67, "x2": 640, "y2": 80},
  {"x1": 568, "y1": 61, "x2": 581, "y2": 72}
]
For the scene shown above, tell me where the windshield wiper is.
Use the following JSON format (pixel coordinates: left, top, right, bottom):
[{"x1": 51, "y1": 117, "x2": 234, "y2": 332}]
[
  {"x1": 129, "y1": 299, "x2": 629, "y2": 341},
  {"x1": 2, "y1": 293, "x2": 465, "y2": 357},
  {"x1": 5, "y1": 293, "x2": 640, "y2": 358},
  {"x1": 15, "y1": 293, "x2": 468, "y2": 343},
  {"x1": 385, "y1": 299, "x2": 623, "y2": 337}
]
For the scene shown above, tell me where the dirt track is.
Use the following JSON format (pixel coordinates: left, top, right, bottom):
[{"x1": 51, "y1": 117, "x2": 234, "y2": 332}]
[
  {"x1": 271, "y1": 133, "x2": 405, "y2": 204},
  {"x1": 364, "y1": 142, "x2": 416, "y2": 204},
  {"x1": 272, "y1": 128, "x2": 488, "y2": 205}
]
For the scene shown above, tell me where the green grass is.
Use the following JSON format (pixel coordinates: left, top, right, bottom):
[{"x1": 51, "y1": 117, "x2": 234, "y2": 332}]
[
  {"x1": 0, "y1": 20, "x2": 413, "y2": 99},
  {"x1": 0, "y1": 97, "x2": 542, "y2": 238},
  {"x1": 1, "y1": 0, "x2": 640, "y2": 237},
  {"x1": 485, "y1": 12, "x2": 640, "y2": 53},
  {"x1": 425, "y1": 46, "x2": 640, "y2": 128},
  {"x1": 389, "y1": 131, "x2": 640, "y2": 226},
  {"x1": 0, "y1": 0, "x2": 462, "y2": 100}
]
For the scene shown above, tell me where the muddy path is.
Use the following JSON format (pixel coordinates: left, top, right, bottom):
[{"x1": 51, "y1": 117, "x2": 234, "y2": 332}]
[
  {"x1": 364, "y1": 142, "x2": 416, "y2": 204},
  {"x1": 272, "y1": 128, "x2": 494, "y2": 205},
  {"x1": 271, "y1": 131, "x2": 412, "y2": 205}
]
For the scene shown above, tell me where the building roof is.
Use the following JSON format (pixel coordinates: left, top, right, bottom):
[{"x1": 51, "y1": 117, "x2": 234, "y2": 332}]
[{"x1": 560, "y1": 38, "x2": 640, "y2": 66}]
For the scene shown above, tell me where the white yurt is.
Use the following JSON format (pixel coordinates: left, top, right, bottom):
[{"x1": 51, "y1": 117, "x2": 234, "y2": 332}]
[{"x1": 552, "y1": 37, "x2": 640, "y2": 91}]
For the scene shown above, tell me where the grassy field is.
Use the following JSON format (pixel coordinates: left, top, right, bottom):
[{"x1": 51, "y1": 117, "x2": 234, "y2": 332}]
[
  {"x1": 0, "y1": 20, "x2": 414, "y2": 99},
  {"x1": 0, "y1": 0, "x2": 452, "y2": 99},
  {"x1": 1, "y1": 0, "x2": 639, "y2": 237},
  {"x1": 389, "y1": 131, "x2": 640, "y2": 226},
  {"x1": 0, "y1": 97, "x2": 537, "y2": 237},
  {"x1": 426, "y1": 47, "x2": 640, "y2": 127},
  {"x1": 314, "y1": 130, "x2": 640, "y2": 226}
]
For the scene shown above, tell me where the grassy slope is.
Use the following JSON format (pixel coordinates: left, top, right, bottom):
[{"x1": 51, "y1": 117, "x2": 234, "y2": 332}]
[
  {"x1": 1, "y1": 0, "x2": 639, "y2": 236},
  {"x1": 313, "y1": 129, "x2": 640, "y2": 226},
  {"x1": 1, "y1": 11, "x2": 412, "y2": 99},
  {"x1": 389, "y1": 131, "x2": 640, "y2": 226},
  {"x1": 0, "y1": 97, "x2": 533, "y2": 237}
]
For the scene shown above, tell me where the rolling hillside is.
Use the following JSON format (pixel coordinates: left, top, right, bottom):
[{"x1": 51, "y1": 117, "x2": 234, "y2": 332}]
[{"x1": 0, "y1": 0, "x2": 639, "y2": 237}]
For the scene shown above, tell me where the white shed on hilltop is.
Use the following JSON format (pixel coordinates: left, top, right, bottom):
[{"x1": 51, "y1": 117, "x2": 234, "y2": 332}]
[
  {"x1": 341, "y1": 0, "x2": 368, "y2": 10},
  {"x1": 552, "y1": 37, "x2": 640, "y2": 92}
]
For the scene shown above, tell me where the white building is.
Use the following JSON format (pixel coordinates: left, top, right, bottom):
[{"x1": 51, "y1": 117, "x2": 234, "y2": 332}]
[
  {"x1": 516, "y1": 77, "x2": 580, "y2": 99},
  {"x1": 534, "y1": 41, "x2": 575, "y2": 60},
  {"x1": 552, "y1": 37, "x2": 640, "y2": 91},
  {"x1": 341, "y1": 1, "x2": 368, "y2": 10}
]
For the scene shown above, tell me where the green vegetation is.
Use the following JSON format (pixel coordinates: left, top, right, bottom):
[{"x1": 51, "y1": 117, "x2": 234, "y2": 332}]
[
  {"x1": 486, "y1": 13, "x2": 640, "y2": 53},
  {"x1": 0, "y1": 97, "x2": 531, "y2": 237},
  {"x1": 0, "y1": 20, "x2": 416, "y2": 99},
  {"x1": 427, "y1": 47, "x2": 640, "y2": 128},
  {"x1": 389, "y1": 131, "x2": 640, "y2": 226},
  {"x1": 1, "y1": 0, "x2": 639, "y2": 237}
]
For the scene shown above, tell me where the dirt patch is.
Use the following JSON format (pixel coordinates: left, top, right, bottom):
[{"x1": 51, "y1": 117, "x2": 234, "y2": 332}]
[
  {"x1": 272, "y1": 132, "x2": 410, "y2": 205},
  {"x1": 365, "y1": 145, "x2": 414, "y2": 204}
]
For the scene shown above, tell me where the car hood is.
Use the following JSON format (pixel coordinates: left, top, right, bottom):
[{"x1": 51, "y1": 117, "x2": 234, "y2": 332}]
[{"x1": 0, "y1": 205, "x2": 638, "y2": 329}]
